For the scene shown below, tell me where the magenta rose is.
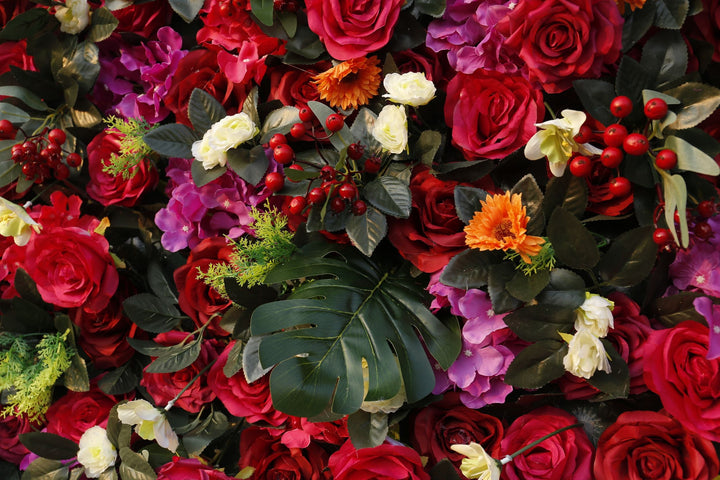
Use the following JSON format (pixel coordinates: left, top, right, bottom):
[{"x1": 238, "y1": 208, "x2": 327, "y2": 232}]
[
  {"x1": 498, "y1": 0, "x2": 622, "y2": 93},
  {"x1": 445, "y1": 70, "x2": 544, "y2": 161},
  {"x1": 0, "y1": 414, "x2": 42, "y2": 464},
  {"x1": 328, "y1": 439, "x2": 430, "y2": 480},
  {"x1": 141, "y1": 332, "x2": 220, "y2": 413},
  {"x1": 45, "y1": 387, "x2": 116, "y2": 443},
  {"x1": 157, "y1": 458, "x2": 233, "y2": 480},
  {"x1": 594, "y1": 410, "x2": 720, "y2": 480},
  {"x1": 500, "y1": 406, "x2": 593, "y2": 480},
  {"x1": 644, "y1": 320, "x2": 720, "y2": 441},
  {"x1": 305, "y1": 0, "x2": 404, "y2": 60}
]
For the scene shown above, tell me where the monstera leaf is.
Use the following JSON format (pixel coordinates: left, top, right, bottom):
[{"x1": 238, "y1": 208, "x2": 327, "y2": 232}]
[{"x1": 250, "y1": 240, "x2": 461, "y2": 417}]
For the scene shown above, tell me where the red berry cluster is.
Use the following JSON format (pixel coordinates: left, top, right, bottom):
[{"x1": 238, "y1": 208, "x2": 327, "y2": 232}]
[{"x1": 9, "y1": 127, "x2": 78, "y2": 184}]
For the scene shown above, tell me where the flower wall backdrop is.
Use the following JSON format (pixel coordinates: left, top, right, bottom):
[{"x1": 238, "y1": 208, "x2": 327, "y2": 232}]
[{"x1": 0, "y1": 0, "x2": 720, "y2": 479}]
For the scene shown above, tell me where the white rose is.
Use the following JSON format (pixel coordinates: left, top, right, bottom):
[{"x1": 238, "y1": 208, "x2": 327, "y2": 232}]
[
  {"x1": 382, "y1": 72, "x2": 436, "y2": 107},
  {"x1": 372, "y1": 105, "x2": 408, "y2": 154},
  {"x1": 191, "y1": 135, "x2": 226, "y2": 170},
  {"x1": 561, "y1": 329, "x2": 612, "y2": 379},
  {"x1": 55, "y1": 0, "x2": 91, "y2": 34},
  {"x1": 574, "y1": 293, "x2": 614, "y2": 338},
  {"x1": 77, "y1": 426, "x2": 116, "y2": 479},
  {"x1": 117, "y1": 399, "x2": 179, "y2": 452},
  {"x1": 192, "y1": 112, "x2": 259, "y2": 170}
]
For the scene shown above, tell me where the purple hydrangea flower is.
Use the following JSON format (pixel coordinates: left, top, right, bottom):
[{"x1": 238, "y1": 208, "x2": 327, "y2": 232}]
[
  {"x1": 668, "y1": 232, "x2": 720, "y2": 298},
  {"x1": 694, "y1": 296, "x2": 720, "y2": 360}
]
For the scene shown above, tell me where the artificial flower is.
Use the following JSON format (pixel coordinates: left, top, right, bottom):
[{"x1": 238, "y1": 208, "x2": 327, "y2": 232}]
[
  {"x1": 382, "y1": 72, "x2": 436, "y2": 107},
  {"x1": 372, "y1": 105, "x2": 409, "y2": 154},
  {"x1": 0, "y1": 198, "x2": 39, "y2": 246},
  {"x1": 574, "y1": 293, "x2": 615, "y2": 338},
  {"x1": 450, "y1": 442, "x2": 501, "y2": 480},
  {"x1": 313, "y1": 57, "x2": 382, "y2": 110},
  {"x1": 54, "y1": 0, "x2": 90, "y2": 34},
  {"x1": 464, "y1": 192, "x2": 545, "y2": 263},
  {"x1": 561, "y1": 329, "x2": 612, "y2": 379},
  {"x1": 76, "y1": 426, "x2": 116, "y2": 478},
  {"x1": 116, "y1": 399, "x2": 179, "y2": 452},
  {"x1": 192, "y1": 112, "x2": 258, "y2": 170},
  {"x1": 695, "y1": 296, "x2": 720, "y2": 360}
]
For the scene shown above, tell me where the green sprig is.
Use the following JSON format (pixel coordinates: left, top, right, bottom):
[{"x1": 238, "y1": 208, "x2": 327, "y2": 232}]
[
  {"x1": 102, "y1": 116, "x2": 156, "y2": 179},
  {"x1": 504, "y1": 240, "x2": 556, "y2": 275}
]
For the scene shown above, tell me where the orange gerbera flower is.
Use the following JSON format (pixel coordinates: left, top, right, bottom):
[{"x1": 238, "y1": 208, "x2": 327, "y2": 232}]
[
  {"x1": 464, "y1": 192, "x2": 545, "y2": 263},
  {"x1": 313, "y1": 56, "x2": 382, "y2": 110},
  {"x1": 616, "y1": 0, "x2": 646, "y2": 14}
]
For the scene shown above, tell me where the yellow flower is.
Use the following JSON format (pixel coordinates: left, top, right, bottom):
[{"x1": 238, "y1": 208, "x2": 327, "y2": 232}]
[
  {"x1": 450, "y1": 442, "x2": 501, "y2": 480},
  {"x1": 313, "y1": 57, "x2": 382, "y2": 110},
  {"x1": 464, "y1": 192, "x2": 545, "y2": 263},
  {"x1": 117, "y1": 399, "x2": 179, "y2": 452},
  {"x1": 0, "y1": 198, "x2": 40, "y2": 246}
]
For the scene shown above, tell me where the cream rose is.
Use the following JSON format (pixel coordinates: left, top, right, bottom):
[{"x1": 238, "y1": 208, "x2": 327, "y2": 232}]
[
  {"x1": 383, "y1": 72, "x2": 436, "y2": 107},
  {"x1": 77, "y1": 426, "x2": 116, "y2": 478},
  {"x1": 574, "y1": 292, "x2": 615, "y2": 338},
  {"x1": 192, "y1": 112, "x2": 259, "y2": 170},
  {"x1": 55, "y1": 0, "x2": 91, "y2": 34},
  {"x1": 372, "y1": 105, "x2": 408, "y2": 154},
  {"x1": 561, "y1": 329, "x2": 611, "y2": 379},
  {"x1": 450, "y1": 442, "x2": 501, "y2": 480}
]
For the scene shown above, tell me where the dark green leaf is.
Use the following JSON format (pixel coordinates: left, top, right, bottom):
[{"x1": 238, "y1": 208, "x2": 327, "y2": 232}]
[
  {"x1": 665, "y1": 82, "x2": 720, "y2": 129},
  {"x1": 0, "y1": 103, "x2": 31, "y2": 123},
  {"x1": 506, "y1": 269, "x2": 550, "y2": 303},
  {"x1": 454, "y1": 186, "x2": 487, "y2": 224},
  {"x1": 536, "y1": 269, "x2": 587, "y2": 309},
  {"x1": 259, "y1": 106, "x2": 300, "y2": 143},
  {"x1": 430, "y1": 460, "x2": 462, "y2": 480},
  {"x1": 0, "y1": 461, "x2": 20, "y2": 480},
  {"x1": 119, "y1": 447, "x2": 157, "y2": 480},
  {"x1": 363, "y1": 176, "x2": 412, "y2": 218},
  {"x1": 573, "y1": 79, "x2": 615, "y2": 126},
  {"x1": 63, "y1": 354, "x2": 89, "y2": 392},
  {"x1": 242, "y1": 336, "x2": 272, "y2": 383},
  {"x1": 504, "y1": 305, "x2": 576, "y2": 342},
  {"x1": 385, "y1": 10, "x2": 426, "y2": 51},
  {"x1": 98, "y1": 357, "x2": 145, "y2": 395},
  {"x1": 145, "y1": 337, "x2": 202, "y2": 374},
  {"x1": 250, "y1": 0, "x2": 275, "y2": 26},
  {"x1": 187, "y1": 88, "x2": 226, "y2": 135},
  {"x1": 542, "y1": 172, "x2": 587, "y2": 219},
  {"x1": 598, "y1": 226, "x2": 656, "y2": 287},
  {"x1": 182, "y1": 411, "x2": 228, "y2": 456},
  {"x1": 144, "y1": 123, "x2": 197, "y2": 158},
  {"x1": 70, "y1": 98, "x2": 103, "y2": 129},
  {"x1": 505, "y1": 340, "x2": 567, "y2": 389},
  {"x1": 654, "y1": 0, "x2": 689, "y2": 29},
  {"x1": 223, "y1": 340, "x2": 244, "y2": 378},
  {"x1": 122, "y1": 293, "x2": 183, "y2": 333},
  {"x1": 13, "y1": 268, "x2": 44, "y2": 306},
  {"x1": 487, "y1": 262, "x2": 523, "y2": 313},
  {"x1": 19, "y1": 433, "x2": 78, "y2": 460},
  {"x1": 284, "y1": 12, "x2": 324, "y2": 61},
  {"x1": 547, "y1": 207, "x2": 599, "y2": 270},
  {"x1": 650, "y1": 291, "x2": 706, "y2": 327},
  {"x1": 641, "y1": 30, "x2": 688, "y2": 85},
  {"x1": 0, "y1": 159, "x2": 20, "y2": 189},
  {"x1": 0, "y1": 9, "x2": 51, "y2": 41},
  {"x1": 21, "y1": 458, "x2": 68, "y2": 480},
  {"x1": 224, "y1": 281, "x2": 278, "y2": 309},
  {"x1": 345, "y1": 206, "x2": 387, "y2": 256},
  {"x1": 0, "y1": 86, "x2": 48, "y2": 111},
  {"x1": 615, "y1": 56, "x2": 654, "y2": 125},
  {"x1": 439, "y1": 249, "x2": 497, "y2": 290},
  {"x1": 0, "y1": 297, "x2": 53, "y2": 333},
  {"x1": 586, "y1": 341, "x2": 630, "y2": 399},
  {"x1": 106, "y1": 404, "x2": 122, "y2": 449},
  {"x1": 251, "y1": 241, "x2": 461, "y2": 416},
  {"x1": 57, "y1": 42, "x2": 100, "y2": 97},
  {"x1": 168, "y1": 0, "x2": 204, "y2": 22},
  {"x1": 226, "y1": 145, "x2": 269, "y2": 186},
  {"x1": 415, "y1": 130, "x2": 443, "y2": 165},
  {"x1": 622, "y1": 2, "x2": 657, "y2": 51},
  {"x1": 87, "y1": 7, "x2": 119, "y2": 42},
  {"x1": 621, "y1": 152, "x2": 655, "y2": 188},
  {"x1": 308, "y1": 101, "x2": 355, "y2": 150},
  {"x1": 414, "y1": 0, "x2": 446, "y2": 17},
  {"x1": 347, "y1": 411, "x2": 388, "y2": 449},
  {"x1": 278, "y1": 11, "x2": 297, "y2": 37},
  {"x1": 510, "y1": 174, "x2": 544, "y2": 235},
  {"x1": 191, "y1": 161, "x2": 226, "y2": 187},
  {"x1": 434, "y1": 159, "x2": 496, "y2": 182},
  {"x1": 147, "y1": 261, "x2": 178, "y2": 301}
]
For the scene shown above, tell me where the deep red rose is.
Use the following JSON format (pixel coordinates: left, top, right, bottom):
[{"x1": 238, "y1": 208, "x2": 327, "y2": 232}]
[
  {"x1": 0, "y1": 40, "x2": 34, "y2": 76},
  {"x1": 500, "y1": 406, "x2": 593, "y2": 480},
  {"x1": 86, "y1": 129, "x2": 158, "y2": 207},
  {"x1": 239, "y1": 426, "x2": 331, "y2": 480},
  {"x1": 328, "y1": 439, "x2": 430, "y2": 480},
  {"x1": 305, "y1": 0, "x2": 404, "y2": 60},
  {"x1": 157, "y1": 458, "x2": 234, "y2": 480},
  {"x1": 45, "y1": 386, "x2": 116, "y2": 443},
  {"x1": 498, "y1": 0, "x2": 623, "y2": 94},
  {"x1": 174, "y1": 237, "x2": 234, "y2": 336},
  {"x1": 644, "y1": 320, "x2": 720, "y2": 441},
  {"x1": 267, "y1": 61, "x2": 331, "y2": 108},
  {"x1": 688, "y1": 0, "x2": 720, "y2": 62},
  {"x1": 0, "y1": 414, "x2": 41, "y2": 464},
  {"x1": 111, "y1": 0, "x2": 172, "y2": 38},
  {"x1": 594, "y1": 410, "x2": 720, "y2": 480},
  {"x1": 0, "y1": 0, "x2": 31, "y2": 27},
  {"x1": 412, "y1": 394, "x2": 503, "y2": 476},
  {"x1": 208, "y1": 341, "x2": 288, "y2": 426},
  {"x1": 141, "y1": 331, "x2": 220, "y2": 413},
  {"x1": 393, "y1": 46, "x2": 453, "y2": 91},
  {"x1": 279, "y1": 416, "x2": 349, "y2": 448},
  {"x1": 444, "y1": 70, "x2": 544, "y2": 161}
]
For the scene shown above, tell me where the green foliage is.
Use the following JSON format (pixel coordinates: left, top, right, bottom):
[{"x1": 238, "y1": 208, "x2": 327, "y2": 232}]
[
  {"x1": 505, "y1": 241, "x2": 556, "y2": 275},
  {"x1": 102, "y1": 117, "x2": 156, "y2": 179}
]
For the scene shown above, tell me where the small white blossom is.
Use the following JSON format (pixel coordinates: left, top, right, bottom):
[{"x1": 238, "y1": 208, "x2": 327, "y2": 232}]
[
  {"x1": 382, "y1": 72, "x2": 436, "y2": 107},
  {"x1": 117, "y1": 399, "x2": 179, "y2": 452},
  {"x1": 0, "y1": 198, "x2": 40, "y2": 246},
  {"x1": 450, "y1": 442, "x2": 501, "y2": 480},
  {"x1": 372, "y1": 105, "x2": 408, "y2": 154},
  {"x1": 574, "y1": 293, "x2": 615, "y2": 338},
  {"x1": 561, "y1": 329, "x2": 612, "y2": 379},
  {"x1": 192, "y1": 112, "x2": 258, "y2": 170},
  {"x1": 54, "y1": 0, "x2": 91, "y2": 34},
  {"x1": 77, "y1": 426, "x2": 116, "y2": 479}
]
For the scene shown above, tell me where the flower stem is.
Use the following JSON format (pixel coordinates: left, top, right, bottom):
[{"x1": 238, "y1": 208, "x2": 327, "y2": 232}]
[
  {"x1": 509, "y1": 423, "x2": 583, "y2": 460},
  {"x1": 164, "y1": 358, "x2": 216, "y2": 411}
]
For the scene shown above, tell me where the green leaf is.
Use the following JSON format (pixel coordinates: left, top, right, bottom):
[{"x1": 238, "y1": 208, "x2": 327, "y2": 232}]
[
  {"x1": 536, "y1": 269, "x2": 586, "y2": 309},
  {"x1": 504, "y1": 305, "x2": 576, "y2": 342},
  {"x1": 641, "y1": 30, "x2": 688, "y2": 85},
  {"x1": 168, "y1": 0, "x2": 204, "y2": 22},
  {"x1": 0, "y1": 160, "x2": 20, "y2": 189},
  {"x1": 547, "y1": 207, "x2": 599, "y2": 270},
  {"x1": 659, "y1": 169, "x2": 689, "y2": 247},
  {"x1": 345, "y1": 206, "x2": 387, "y2": 256},
  {"x1": 226, "y1": 145, "x2": 269, "y2": 186},
  {"x1": 510, "y1": 174, "x2": 544, "y2": 235},
  {"x1": 147, "y1": 261, "x2": 178, "y2": 302},
  {"x1": 19, "y1": 433, "x2": 78, "y2": 460},
  {"x1": 0, "y1": 9, "x2": 51, "y2": 41},
  {"x1": 223, "y1": 340, "x2": 244, "y2": 378},
  {"x1": 87, "y1": 6, "x2": 119, "y2": 42},
  {"x1": 615, "y1": 57, "x2": 654, "y2": 125},
  {"x1": 0, "y1": 103, "x2": 31, "y2": 124},
  {"x1": 182, "y1": 410, "x2": 228, "y2": 456},
  {"x1": 598, "y1": 226, "x2": 656, "y2": 287},
  {"x1": 622, "y1": 2, "x2": 657, "y2": 51},
  {"x1": 144, "y1": 336, "x2": 203, "y2": 374},
  {"x1": 385, "y1": 10, "x2": 426, "y2": 51},
  {"x1": 506, "y1": 269, "x2": 550, "y2": 303},
  {"x1": 251, "y1": 0, "x2": 275, "y2": 26},
  {"x1": 453, "y1": 186, "x2": 487, "y2": 224},
  {"x1": 504, "y1": 340, "x2": 567, "y2": 389},
  {"x1": 414, "y1": 0, "x2": 446, "y2": 17},
  {"x1": 487, "y1": 262, "x2": 523, "y2": 313},
  {"x1": 664, "y1": 82, "x2": 720, "y2": 130},
  {"x1": 0, "y1": 461, "x2": 20, "y2": 480},
  {"x1": 259, "y1": 106, "x2": 300, "y2": 143},
  {"x1": 415, "y1": 130, "x2": 443, "y2": 165},
  {"x1": 284, "y1": 12, "x2": 325, "y2": 61},
  {"x1": 308, "y1": 101, "x2": 356, "y2": 150},
  {"x1": 0, "y1": 297, "x2": 53, "y2": 333},
  {"x1": 347, "y1": 410, "x2": 388, "y2": 449},
  {"x1": 542, "y1": 172, "x2": 587, "y2": 219},
  {"x1": 650, "y1": 291, "x2": 706, "y2": 327},
  {"x1": 439, "y1": 249, "x2": 498, "y2": 290},
  {"x1": 21, "y1": 458, "x2": 69, "y2": 480},
  {"x1": 434, "y1": 159, "x2": 496, "y2": 182},
  {"x1": 0, "y1": 86, "x2": 48, "y2": 111},
  {"x1": 13, "y1": 268, "x2": 44, "y2": 306},
  {"x1": 430, "y1": 460, "x2": 462, "y2": 480},
  {"x1": 654, "y1": 0, "x2": 689, "y2": 29},
  {"x1": 63, "y1": 353, "x2": 90, "y2": 392},
  {"x1": 144, "y1": 123, "x2": 197, "y2": 158},
  {"x1": 572, "y1": 79, "x2": 615, "y2": 126},
  {"x1": 188, "y1": 89, "x2": 226, "y2": 135},
  {"x1": 98, "y1": 357, "x2": 145, "y2": 395},
  {"x1": 70, "y1": 98, "x2": 103, "y2": 129},
  {"x1": 363, "y1": 176, "x2": 411, "y2": 218},
  {"x1": 278, "y1": 11, "x2": 297, "y2": 37},
  {"x1": 122, "y1": 293, "x2": 183, "y2": 333},
  {"x1": 586, "y1": 341, "x2": 630, "y2": 399},
  {"x1": 251, "y1": 241, "x2": 461, "y2": 417},
  {"x1": 56, "y1": 42, "x2": 100, "y2": 97},
  {"x1": 191, "y1": 161, "x2": 227, "y2": 187},
  {"x1": 119, "y1": 447, "x2": 157, "y2": 480}
]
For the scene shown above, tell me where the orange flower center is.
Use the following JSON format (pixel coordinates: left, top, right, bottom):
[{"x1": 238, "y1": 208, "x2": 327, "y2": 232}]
[{"x1": 493, "y1": 220, "x2": 516, "y2": 241}]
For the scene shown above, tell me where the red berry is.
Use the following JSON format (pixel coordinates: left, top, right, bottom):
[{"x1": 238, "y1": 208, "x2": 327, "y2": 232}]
[
  {"x1": 45, "y1": 142, "x2": 61, "y2": 156},
  {"x1": 66, "y1": 152, "x2": 82, "y2": 167},
  {"x1": 48, "y1": 128, "x2": 66, "y2": 146},
  {"x1": 623, "y1": 133, "x2": 649, "y2": 156},
  {"x1": 273, "y1": 143, "x2": 294, "y2": 165},
  {"x1": 0, "y1": 119, "x2": 15, "y2": 139},
  {"x1": 320, "y1": 165, "x2": 336, "y2": 180},
  {"x1": 694, "y1": 221, "x2": 713, "y2": 240},
  {"x1": 11, "y1": 144, "x2": 24, "y2": 163},
  {"x1": 364, "y1": 157, "x2": 381, "y2": 174},
  {"x1": 264, "y1": 172, "x2": 284, "y2": 192},
  {"x1": 269, "y1": 133, "x2": 287, "y2": 149},
  {"x1": 286, "y1": 163, "x2": 304, "y2": 182},
  {"x1": 698, "y1": 200, "x2": 716, "y2": 218},
  {"x1": 347, "y1": 143, "x2": 365, "y2": 160},
  {"x1": 298, "y1": 106, "x2": 313, "y2": 122},
  {"x1": 608, "y1": 177, "x2": 632, "y2": 197},
  {"x1": 21, "y1": 141, "x2": 35, "y2": 156},
  {"x1": 573, "y1": 125, "x2": 593, "y2": 144},
  {"x1": 307, "y1": 187, "x2": 326, "y2": 205},
  {"x1": 653, "y1": 228, "x2": 672, "y2": 245},
  {"x1": 644, "y1": 98, "x2": 668, "y2": 120},
  {"x1": 603, "y1": 124, "x2": 628, "y2": 148},
  {"x1": 569, "y1": 156, "x2": 592, "y2": 177},
  {"x1": 39, "y1": 148, "x2": 53, "y2": 161},
  {"x1": 330, "y1": 196, "x2": 346, "y2": 213},
  {"x1": 338, "y1": 182, "x2": 358, "y2": 199},
  {"x1": 610, "y1": 95, "x2": 634, "y2": 118},
  {"x1": 289, "y1": 123, "x2": 306, "y2": 138},
  {"x1": 600, "y1": 147, "x2": 623, "y2": 168},
  {"x1": 288, "y1": 195, "x2": 306, "y2": 215},
  {"x1": 21, "y1": 162, "x2": 35, "y2": 179},
  {"x1": 54, "y1": 163, "x2": 70, "y2": 180},
  {"x1": 325, "y1": 114, "x2": 344, "y2": 132},
  {"x1": 352, "y1": 200, "x2": 367, "y2": 216},
  {"x1": 654, "y1": 149, "x2": 677, "y2": 170}
]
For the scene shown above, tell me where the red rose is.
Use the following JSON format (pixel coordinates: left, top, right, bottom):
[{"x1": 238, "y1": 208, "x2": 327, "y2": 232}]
[
  {"x1": 0, "y1": 40, "x2": 33, "y2": 76},
  {"x1": 111, "y1": 0, "x2": 172, "y2": 38},
  {"x1": 0, "y1": 0, "x2": 31, "y2": 27},
  {"x1": 86, "y1": 129, "x2": 158, "y2": 207},
  {"x1": 687, "y1": 0, "x2": 720, "y2": 62},
  {"x1": 267, "y1": 61, "x2": 331, "y2": 107},
  {"x1": 594, "y1": 410, "x2": 719, "y2": 480},
  {"x1": 644, "y1": 320, "x2": 720, "y2": 441},
  {"x1": 393, "y1": 46, "x2": 453, "y2": 91},
  {"x1": 174, "y1": 237, "x2": 234, "y2": 336},
  {"x1": 157, "y1": 458, "x2": 233, "y2": 480},
  {"x1": 45, "y1": 386, "x2": 116, "y2": 443},
  {"x1": 498, "y1": 0, "x2": 623, "y2": 94},
  {"x1": 141, "y1": 331, "x2": 220, "y2": 413},
  {"x1": 305, "y1": 0, "x2": 404, "y2": 60},
  {"x1": 280, "y1": 416, "x2": 349, "y2": 448},
  {"x1": 0, "y1": 414, "x2": 41, "y2": 464},
  {"x1": 500, "y1": 406, "x2": 593, "y2": 480},
  {"x1": 444, "y1": 70, "x2": 544, "y2": 161},
  {"x1": 238, "y1": 427, "x2": 331, "y2": 480},
  {"x1": 413, "y1": 394, "x2": 503, "y2": 476},
  {"x1": 328, "y1": 439, "x2": 430, "y2": 480},
  {"x1": 208, "y1": 341, "x2": 288, "y2": 426}
]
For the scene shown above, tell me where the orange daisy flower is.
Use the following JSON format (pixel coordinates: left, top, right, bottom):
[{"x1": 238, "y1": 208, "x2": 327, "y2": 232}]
[
  {"x1": 616, "y1": 0, "x2": 646, "y2": 14},
  {"x1": 313, "y1": 56, "x2": 382, "y2": 110},
  {"x1": 464, "y1": 192, "x2": 545, "y2": 264}
]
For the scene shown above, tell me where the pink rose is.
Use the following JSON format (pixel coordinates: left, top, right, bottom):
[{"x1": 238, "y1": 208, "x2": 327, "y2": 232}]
[{"x1": 157, "y1": 458, "x2": 233, "y2": 480}]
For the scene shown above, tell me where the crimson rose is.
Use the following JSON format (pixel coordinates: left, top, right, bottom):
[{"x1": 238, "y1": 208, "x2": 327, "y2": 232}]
[
  {"x1": 157, "y1": 458, "x2": 233, "y2": 480},
  {"x1": 111, "y1": 0, "x2": 172, "y2": 38},
  {"x1": 328, "y1": 439, "x2": 430, "y2": 480},
  {"x1": 0, "y1": 414, "x2": 41, "y2": 464},
  {"x1": 45, "y1": 386, "x2": 116, "y2": 443}
]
